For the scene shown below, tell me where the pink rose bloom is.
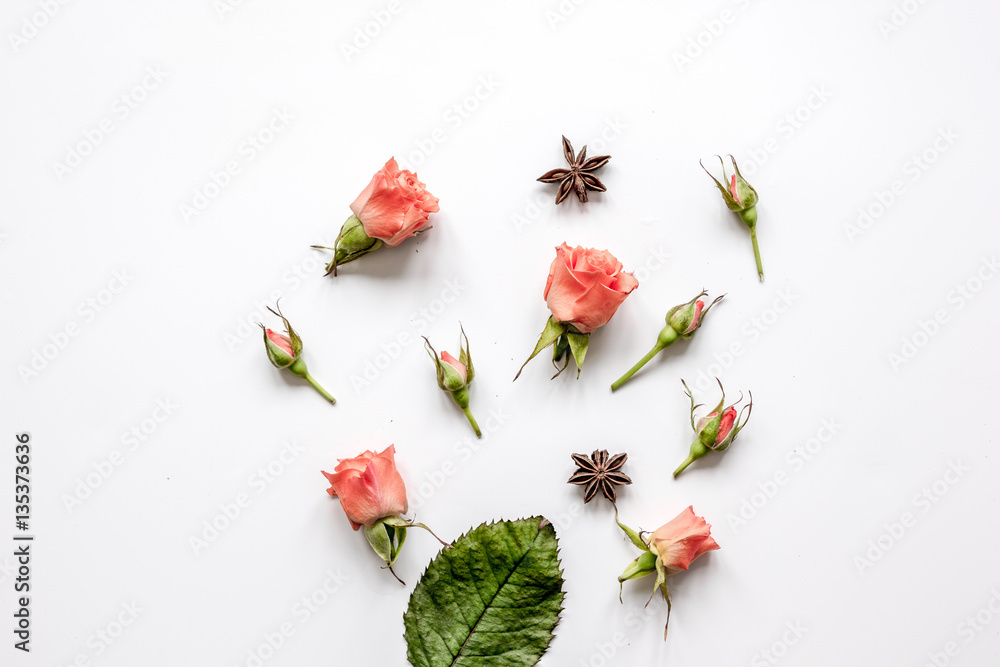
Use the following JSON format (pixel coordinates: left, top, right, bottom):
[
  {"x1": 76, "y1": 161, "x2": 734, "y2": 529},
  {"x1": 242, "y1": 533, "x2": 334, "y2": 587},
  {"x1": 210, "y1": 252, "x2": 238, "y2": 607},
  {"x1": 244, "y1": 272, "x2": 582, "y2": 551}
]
[
  {"x1": 649, "y1": 506, "x2": 720, "y2": 576},
  {"x1": 322, "y1": 445, "x2": 408, "y2": 530},
  {"x1": 350, "y1": 158, "x2": 440, "y2": 247},
  {"x1": 543, "y1": 243, "x2": 638, "y2": 333}
]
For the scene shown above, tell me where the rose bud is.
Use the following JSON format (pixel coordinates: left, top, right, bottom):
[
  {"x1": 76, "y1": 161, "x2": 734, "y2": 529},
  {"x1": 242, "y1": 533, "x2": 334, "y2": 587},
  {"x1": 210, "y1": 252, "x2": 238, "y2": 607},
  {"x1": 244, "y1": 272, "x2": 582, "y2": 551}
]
[
  {"x1": 423, "y1": 326, "x2": 481, "y2": 437},
  {"x1": 700, "y1": 155, "x2": 764, "y2": 281},
  {"x1": 312, "y1": 158, "x2": 440, "y2": 276},
  {"x1": 616, "y1": 506, "x2": 720, "y2": 639},
  {"x1": 610, "y1": 290, "x2": 724, "y2": 391},
  {"x1": 673, "y1": 379, "x2": 752, "y2": 477},
  {"x1": 258, "y1": 303, "x2": 335, "y2": 404},
  {"x1": 322, "y1": 445, "x2": 448, "y2": 583},
  {"x1": 515, "y1": 243, "x2": 638, "y2": 380}
]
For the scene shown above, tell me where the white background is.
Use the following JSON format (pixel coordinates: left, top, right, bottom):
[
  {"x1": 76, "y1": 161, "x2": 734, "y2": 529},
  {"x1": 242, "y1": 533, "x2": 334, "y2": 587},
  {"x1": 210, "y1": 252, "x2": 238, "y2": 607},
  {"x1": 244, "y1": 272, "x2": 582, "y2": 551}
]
[{"x1": 2, "y1": 1, "x2": 999, "y2": 665}]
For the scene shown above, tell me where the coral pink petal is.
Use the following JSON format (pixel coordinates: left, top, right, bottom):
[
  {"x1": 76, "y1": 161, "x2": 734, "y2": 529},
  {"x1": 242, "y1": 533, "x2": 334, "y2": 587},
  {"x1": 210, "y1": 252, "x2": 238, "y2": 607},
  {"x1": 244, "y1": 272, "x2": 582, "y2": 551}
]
[
  {"x1": 337, "y1": 473, "x2": 384, "y2": 529},
  {"x1": 333, "y1": 451, "x2": 375, "y2": 474},
  {"x1": 368, "y1": 450, "x2": 408, "y2": 516},
  {"x1": 686, "y1": 300, "x2": 705, "y2": 333},
  {"x1": 266, "y1": 330, "x2": 295, "y2": 357},
  {"x1": 717, "y1": 407, "x2": 738, "y2": 443},
  {"x1": 441, "y1": 351, "x2": 468, "y2": 381}
]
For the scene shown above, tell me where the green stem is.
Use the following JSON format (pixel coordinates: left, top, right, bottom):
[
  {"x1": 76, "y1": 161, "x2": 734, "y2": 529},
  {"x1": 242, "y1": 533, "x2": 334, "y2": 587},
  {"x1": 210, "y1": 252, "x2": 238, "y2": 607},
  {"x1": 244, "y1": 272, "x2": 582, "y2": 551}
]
[
  {"x1": 462, "y1": 408, "x2": 482, "y2": 437},
  {"x1": 750, "y1": 226, "x2": 764, "y2": 282},
  {"x1": 611, "y1": 344, "x2": 663, "y2": 391},
  {"x1": 673, "y1": 453, "x2": 696, "y2": 477},
  {"x1": 304, "y1": 373, "x2": 336, "y2": 404}
]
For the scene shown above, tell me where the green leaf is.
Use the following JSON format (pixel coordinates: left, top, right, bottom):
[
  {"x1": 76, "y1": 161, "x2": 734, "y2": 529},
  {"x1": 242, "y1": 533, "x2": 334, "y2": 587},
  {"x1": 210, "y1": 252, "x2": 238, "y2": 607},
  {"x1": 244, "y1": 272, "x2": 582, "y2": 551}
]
[{"x1": 404, "y1": 517, "x2": 564, "y2": 667}]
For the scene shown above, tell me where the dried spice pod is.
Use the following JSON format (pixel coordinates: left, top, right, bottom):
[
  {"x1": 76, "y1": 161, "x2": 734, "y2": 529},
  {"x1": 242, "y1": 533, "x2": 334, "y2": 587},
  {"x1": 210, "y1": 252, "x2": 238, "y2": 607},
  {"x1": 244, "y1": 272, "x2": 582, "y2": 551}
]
[
  {"x1": 538, "y1": 136, "x2": 611, "y2": 204},
  {"x1": 568, "y1": 449, "x2": 632, "y2": 503}
]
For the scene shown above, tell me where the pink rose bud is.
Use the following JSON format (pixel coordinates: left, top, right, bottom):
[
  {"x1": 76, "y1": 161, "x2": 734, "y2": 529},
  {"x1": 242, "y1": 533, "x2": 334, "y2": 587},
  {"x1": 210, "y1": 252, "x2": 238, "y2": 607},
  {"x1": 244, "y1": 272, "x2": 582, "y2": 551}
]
[
  {"x1": 611, "y1": 290, "x2": 724, "y2": 391},
  {"x1": 673, "y1": 379, "x2": 752, "y2": 477},
  {"x1": 701, "y1": 155, "x2": 764, "y2": 281},
  {"x1": 313, "y1": 158, "x2": 440, "y2": 276},
  {"x1": 322, "y1": 445, "x2": 448, "y2": 583},
  {"x1": 616, "y1": 506, "x2": 720, "y2": 639},
  {"x1": 516, "y1": 243, "x2": 638, "y2": 380},
  {"x1": 258, "y1": 303, "x2": 336, "y2": 404},
  {"x1": 423, "y1": 326, "x2": 481, "y2": 437}
]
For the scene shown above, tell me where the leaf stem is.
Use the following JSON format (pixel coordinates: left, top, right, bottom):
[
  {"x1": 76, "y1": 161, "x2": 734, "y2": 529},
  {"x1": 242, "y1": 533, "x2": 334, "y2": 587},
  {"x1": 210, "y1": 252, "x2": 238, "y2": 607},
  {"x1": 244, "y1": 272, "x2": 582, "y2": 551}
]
[
  {"x1": 304, "y1": 373, "x2": 336, "y2": 404},
  {"x1": 673, "y1": 453, "x2": 696, "y2": 477},
  {"x1": 611, "y1": 343, "x2": 664, "y2": 391},
  {"x1": 463, "y1": 408, "x2": 482, "y2": 437},
  {"x1": 750, "y1": 227, "x2": 764, "y2": 282}
]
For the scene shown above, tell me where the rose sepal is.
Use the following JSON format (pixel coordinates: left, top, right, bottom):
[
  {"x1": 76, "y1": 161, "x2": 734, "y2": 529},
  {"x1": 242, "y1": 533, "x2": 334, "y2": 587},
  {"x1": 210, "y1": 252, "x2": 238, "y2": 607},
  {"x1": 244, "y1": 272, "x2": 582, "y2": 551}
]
[{"x1": 312, "y1": 214, "x2": 383, "y2": 277}]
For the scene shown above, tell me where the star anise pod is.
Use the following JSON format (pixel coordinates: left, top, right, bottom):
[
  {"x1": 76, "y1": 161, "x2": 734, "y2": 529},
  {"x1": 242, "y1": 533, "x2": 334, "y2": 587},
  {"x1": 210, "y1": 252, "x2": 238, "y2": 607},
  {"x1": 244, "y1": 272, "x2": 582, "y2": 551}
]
[
  {"x1": 568, "y1": 449, "x2": 631, "y2": 503},
  {"x1": 538, "y1": 136, "x2": 611, "y2": 204}
]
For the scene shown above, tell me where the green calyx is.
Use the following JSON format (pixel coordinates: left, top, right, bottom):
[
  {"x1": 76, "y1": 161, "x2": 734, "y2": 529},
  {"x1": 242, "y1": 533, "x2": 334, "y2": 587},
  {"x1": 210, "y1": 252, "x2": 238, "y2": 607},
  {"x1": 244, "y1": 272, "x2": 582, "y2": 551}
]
[
  {"x1": 365, "y1": 515, "x2": 451, "y2": 585},
  {"x1": 618, "y1": 550, "x2": 657, "y2": 584},
  {"x1": 515, "y1": 317, "x2": 590, "y2": 380},
  {"x1": 312, "y1": 214, "x2": 383, "y2": 277},
  {"x1": 614, "y1": 509, "x2": 672, "y2": 638}
]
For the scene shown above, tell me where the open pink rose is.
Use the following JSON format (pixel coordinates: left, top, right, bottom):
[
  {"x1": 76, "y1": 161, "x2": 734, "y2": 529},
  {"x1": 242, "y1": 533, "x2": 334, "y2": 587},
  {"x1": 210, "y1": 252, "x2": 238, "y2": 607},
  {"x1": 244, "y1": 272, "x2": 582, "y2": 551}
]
[
  {"x1": 350, "y1": 158, "x2": 439, "y2": 247},
  {"x1": 544, "y1": 243, "x2": 638, "y2": 333},
  {"x1": 650, "y1": 506, "x2": 720, "y2": 575},
  {"x1": 322, "y1": 445, "x2": 408, "y2": 530}
]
